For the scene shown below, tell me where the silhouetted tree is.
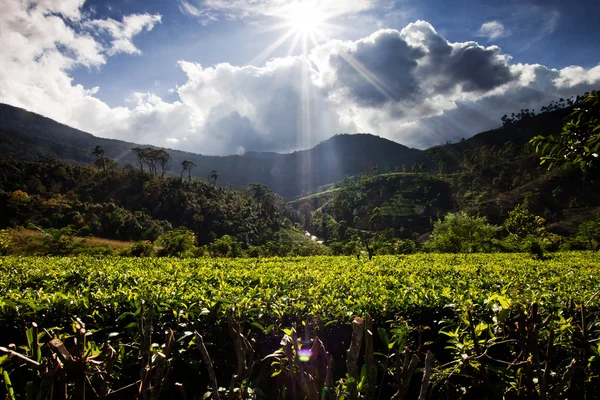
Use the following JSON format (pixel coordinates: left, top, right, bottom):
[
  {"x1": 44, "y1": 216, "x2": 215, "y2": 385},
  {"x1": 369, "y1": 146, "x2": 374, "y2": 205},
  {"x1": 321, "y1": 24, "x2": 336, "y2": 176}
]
[
  {"x1": 181, "y1": 160, "x2": 197, "y2": 181},
  {"x1": 208, "y1": 170, "x2": 219, "y2": 185},
  {"x1": 92, "y1": 145, "x2": 107, "y2": 176},
  {"x1": 156, "y1": 150, "x2": 172, "y2": 177},
  {"x1": 131, "y1": 148, "x2": 172, "y2": 178}
]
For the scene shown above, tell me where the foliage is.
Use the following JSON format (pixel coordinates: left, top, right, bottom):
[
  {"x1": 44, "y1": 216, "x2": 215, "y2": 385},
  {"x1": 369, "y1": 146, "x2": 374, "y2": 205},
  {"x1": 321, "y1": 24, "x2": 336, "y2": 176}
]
[
  {"x1": 131, "y1": 147, "x2": 172, "y2": 177},
  {"x1": 0, "y1": 158, "x2": 295, "y2": 247},
  {"x1": 41, "y1": 227, "x2": 87, "y2": 256},
  {"x1": 128, "y1": 240, "x2": 155, "y2": 257},
  {"x1": 209, "y1": 234, "x2": 243, "y2": 257},
  {"x1": 0, "y1": 230, "x2": 11, "y2": 255},
  {"x1": 154, "y1": 227, "x2": 196, "y2": 256},
  {"x1": 426, "y1": 212, "x2": 501, "y2": 253},
  {"x1": 504, "y1": 204, "x2": 547, "y2": 239},
  {"x1": 1, "y1": 254, "x2": 600, "y2": 398},
  {"x1": 180, "y1": 159, "x2": 196, "y2": 181},
  {"x1": 575, "y1": 218, "x2": 600, "y2": 251},
  {"x1": 531, "y1": 91, "x2": 600, "y2": 172}
]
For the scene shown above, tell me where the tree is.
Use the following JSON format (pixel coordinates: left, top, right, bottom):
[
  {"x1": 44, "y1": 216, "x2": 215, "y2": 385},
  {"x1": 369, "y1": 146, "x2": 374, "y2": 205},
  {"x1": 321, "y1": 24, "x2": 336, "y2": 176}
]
[
  {"x1": 155, "y1": 227, "x2": 195, "y2": 256},
  {"x1": 92, "y1": 145, "x2": 107, "y2": 176},
  {"x1": 503, "y1": 204, "x2": 546, "y2": 239},
  {"x1": 425, "y1": 212, "x2": 500, "y2": 253},
  {"x1": 428, "y1": 147, "x2": 449, "y2": 175},
  {"x1": 208, "y1": 170, "x2": 220, "y2": 185},
  {"x1": 131, "y1": 147, "x2": 147, "y2": 174},
  {"x1": 181, "y1": 160, "x2": 197, "y2": 181},
  {"x1": 531, "y1": 91, "x2": 599, "y2": 172},
  {"x1": 369, "y1": 207, "x2": 383, "y2": 230},
  {"x1": 156, "y1": 150, "x2": 172, "y2": 177},
  {"x1": 575, "y1": 219, "x2": 600, "y2": 251},
  {"x1": 131, "y1": 148, "x2": 172, "y2": 178}
]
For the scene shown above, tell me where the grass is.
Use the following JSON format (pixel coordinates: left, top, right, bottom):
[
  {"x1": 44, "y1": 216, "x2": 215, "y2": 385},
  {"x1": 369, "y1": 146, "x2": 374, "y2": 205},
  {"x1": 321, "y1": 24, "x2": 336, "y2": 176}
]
[{"x1": 4, "y1": 228, "x2": 133, "y2": 255}]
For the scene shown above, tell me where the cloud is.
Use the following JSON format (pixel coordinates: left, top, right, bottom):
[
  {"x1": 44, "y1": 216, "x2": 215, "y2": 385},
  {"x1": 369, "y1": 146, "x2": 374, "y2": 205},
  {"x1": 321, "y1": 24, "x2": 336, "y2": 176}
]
[
  {"x1": 179, "y1": 0, "x2": 393, "y2": 23},
  {"x1": 85, "y1": 13, "x2": 162, "y2": 55},
  {"x1": 173, "y1": 58, "x2": 352, "y2": 153},
  {"x1": 316, "y1": 21, "x2": 518, "y2": 121},
  {"x1": 478, "y1": 21, "x2": 509, "y2": 40},
  {"x1": 554, "y1": 65, "x2": 600, "y2": 88},
  {"x1": 0, "y1": 0, "x2": 599, "y2": 155}
]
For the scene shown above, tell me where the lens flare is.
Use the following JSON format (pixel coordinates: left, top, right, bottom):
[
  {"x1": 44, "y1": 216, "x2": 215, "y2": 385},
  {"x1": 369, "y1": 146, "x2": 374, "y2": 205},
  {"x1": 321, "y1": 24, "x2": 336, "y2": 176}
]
[{"x1": 297, "y1": 348, "x2": 312, "y2": 362}]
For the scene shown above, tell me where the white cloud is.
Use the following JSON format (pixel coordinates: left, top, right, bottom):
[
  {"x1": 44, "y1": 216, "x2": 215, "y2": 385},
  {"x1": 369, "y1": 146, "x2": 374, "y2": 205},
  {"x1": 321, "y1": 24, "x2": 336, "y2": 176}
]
[
  {"x1": 554, "y1": 65, "x2": 600, "y2": 88},
  {"x1": 85, "y1": 13, "x2": 162, "y2": 56},
  {"x1": 0, "y1": 0, "x2": 599, "y2": 155},
  {"x1": 179, "y1": 0, "x2": 393, "y2": 22},
  {"x1": 478, "y1": 21, "x2": 508, "y2": 40}
]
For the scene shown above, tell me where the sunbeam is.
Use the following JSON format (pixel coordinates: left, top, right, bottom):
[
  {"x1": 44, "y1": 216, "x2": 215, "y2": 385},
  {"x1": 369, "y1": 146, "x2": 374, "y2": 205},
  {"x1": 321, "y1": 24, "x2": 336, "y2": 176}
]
[{"x1": 250, "y1": 28, "x2": 297, "y2": 66}]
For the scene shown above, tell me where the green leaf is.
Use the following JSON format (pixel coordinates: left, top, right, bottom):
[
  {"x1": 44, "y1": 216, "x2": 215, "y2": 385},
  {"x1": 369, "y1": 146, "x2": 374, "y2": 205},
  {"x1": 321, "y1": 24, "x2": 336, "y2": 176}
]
[
  {"x1": 251, "y1": 322, "x2": 265, "y2": 332},
  {"x1": 2, "y1": 369, "x2": 16, "y2": 400},
  {"x1": 377, "y1": 327, "x2": 389, "y2": 350},
  {"x1": 125, "y1": 322, "x2": 138, "y2": 330},
  {"x1": 264, "y1": 324, "x2": 275, "y2": 335}
]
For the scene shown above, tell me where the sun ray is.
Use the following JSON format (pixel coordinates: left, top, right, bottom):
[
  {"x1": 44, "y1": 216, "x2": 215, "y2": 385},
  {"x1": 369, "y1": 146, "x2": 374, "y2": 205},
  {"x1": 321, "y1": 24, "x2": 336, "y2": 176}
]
[
  {"x1": 313, "y1": 30, "x2": 399, "y2": 103},
  {"x1": 287, "y1": 31, "x2": 302, "y2": 56},
  {"x1": 250, "y1": 28, "x2": 297, "y2": 66}
]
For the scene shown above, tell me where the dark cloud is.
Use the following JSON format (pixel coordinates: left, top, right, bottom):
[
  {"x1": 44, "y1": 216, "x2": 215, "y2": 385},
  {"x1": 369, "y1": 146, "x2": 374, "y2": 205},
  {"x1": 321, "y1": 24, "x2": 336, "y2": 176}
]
[
  {"x1": 394, "y1": 64, "x2": 600, "y2": 149},
  {"x1": 402, "y1": 22, "x2": 517, "y2": 94},
  {"x1": 203, "y1": 111, "x2": 265, "y2": 153},
  {"x1": 329, "y1": 30, "x2": 425, "y2": 107},
  {"x1": 440, "y1": 44, "x2": 517, "y2": 92},
  {"x1": 326, "y1": 22, "x2": 518, "y2": 115}
]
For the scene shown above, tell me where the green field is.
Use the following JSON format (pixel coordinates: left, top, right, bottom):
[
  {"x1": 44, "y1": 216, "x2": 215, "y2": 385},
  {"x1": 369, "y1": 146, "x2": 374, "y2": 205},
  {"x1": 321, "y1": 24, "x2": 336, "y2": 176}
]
[{"x1": 1, "y1": 253, "x2": 600, "y2": 399}]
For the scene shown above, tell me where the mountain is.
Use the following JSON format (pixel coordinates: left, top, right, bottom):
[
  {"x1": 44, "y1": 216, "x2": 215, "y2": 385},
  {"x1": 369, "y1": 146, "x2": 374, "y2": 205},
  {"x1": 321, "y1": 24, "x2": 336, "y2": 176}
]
[{"x1": 0, "y1": 103, "x2": 427, "y2": 198}]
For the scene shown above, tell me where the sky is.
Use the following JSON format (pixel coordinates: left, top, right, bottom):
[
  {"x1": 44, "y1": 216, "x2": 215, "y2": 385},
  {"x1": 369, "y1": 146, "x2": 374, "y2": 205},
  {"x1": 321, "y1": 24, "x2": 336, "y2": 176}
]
[{"x1": 1, "y1": 0, "x2": 599, "y2": 155}]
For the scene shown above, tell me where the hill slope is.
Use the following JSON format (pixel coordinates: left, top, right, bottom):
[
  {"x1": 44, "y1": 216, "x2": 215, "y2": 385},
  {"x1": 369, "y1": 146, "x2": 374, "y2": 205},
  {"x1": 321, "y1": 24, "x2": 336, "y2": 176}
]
[{"x1": 0, "y1": 103, "x2": 427, "y2": 198}]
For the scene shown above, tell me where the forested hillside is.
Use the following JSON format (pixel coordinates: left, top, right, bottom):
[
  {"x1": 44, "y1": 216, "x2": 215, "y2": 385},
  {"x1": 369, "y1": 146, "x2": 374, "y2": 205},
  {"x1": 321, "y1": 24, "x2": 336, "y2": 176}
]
[
  {"x1": 1, "y1": 93, "x2": 599, "y2": 257},
  {"x1": 0, "y1": 157, "x2": 332, "y2": 256},
  {"x1": 0, "y1": 103, "x2": 426, "y2": 198},
  {"x1": 290, "y1": 93, "x2": 600, "y2": 255}
]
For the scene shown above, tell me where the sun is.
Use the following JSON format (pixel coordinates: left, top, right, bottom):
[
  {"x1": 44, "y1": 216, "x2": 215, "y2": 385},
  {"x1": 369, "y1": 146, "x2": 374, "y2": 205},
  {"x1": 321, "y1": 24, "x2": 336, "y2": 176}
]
[{"x1": 284, "y1": 2, "x2": 327, "y2": 35}]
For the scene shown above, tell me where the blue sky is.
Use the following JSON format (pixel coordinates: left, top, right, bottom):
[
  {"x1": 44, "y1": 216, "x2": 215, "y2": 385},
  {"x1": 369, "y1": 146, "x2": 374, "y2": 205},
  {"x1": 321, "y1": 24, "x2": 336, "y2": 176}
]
[
  {"x1": 1, "y1": 0, "x2": 599, "y2": 154},
  {"x1": 71, "y1": 0, "x2": 600, "y2": 107}
]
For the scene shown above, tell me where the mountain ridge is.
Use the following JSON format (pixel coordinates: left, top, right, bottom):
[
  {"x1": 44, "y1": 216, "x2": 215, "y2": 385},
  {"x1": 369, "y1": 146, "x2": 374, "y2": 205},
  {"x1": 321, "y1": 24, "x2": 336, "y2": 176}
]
[
  {"x1": 0, "y1": 103, "x2": 429, "y2": 198},
  {"x1": 0, "y1": 101, "x2": 574, "y2": 198}
]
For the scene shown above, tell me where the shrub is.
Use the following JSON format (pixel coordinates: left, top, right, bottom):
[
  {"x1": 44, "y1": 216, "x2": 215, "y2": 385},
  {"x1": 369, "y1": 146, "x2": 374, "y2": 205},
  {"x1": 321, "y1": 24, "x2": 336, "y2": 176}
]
[
  {"x1": 209, "y1": 235, "x2": 244, "y2": 258},
  {"x1": 0, "y1": 229, "x2": 12, "y2": 255},
  {"x1": 575, "y1": 219, "x2": 600, "y2": 251},
  {"x1": 155, "y1": 227, "x2": 196, "y2": 257},
  {"x1": 42, "y1": 227, "x2": 86, "y2": 256},
  {"x1": 425, "y1": 212, "x2": 501, "y2": 253},
  {"x1": 395, "y1": 239, "x2": 418, "y2": 255},
  {"x1": 504, "y1": 204, "x2": 546, "y2": 239},
  {"x1": 129, "y1": 241, "x2": 155, "y2": 257}
]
